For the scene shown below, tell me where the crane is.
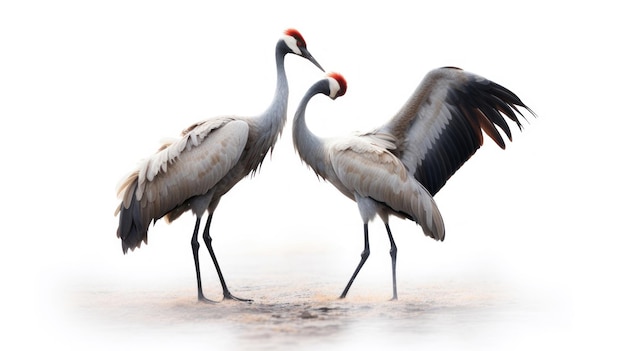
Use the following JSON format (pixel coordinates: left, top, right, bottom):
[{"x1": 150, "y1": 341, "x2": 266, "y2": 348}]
[
  {"x1": 292, "y1": 70, "x2": 534, "y2": 300},
  {"x1": 115, "y1": 29, "x2": 324, "y2": 303}
]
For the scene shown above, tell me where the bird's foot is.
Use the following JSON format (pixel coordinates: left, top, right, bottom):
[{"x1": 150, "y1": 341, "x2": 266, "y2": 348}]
[
  {"x1": 223, "y1": 291, "x2": 253, "y2": 303},
  {"x1": 198, "y1": 295, "x2": 219, "y2": 304}
]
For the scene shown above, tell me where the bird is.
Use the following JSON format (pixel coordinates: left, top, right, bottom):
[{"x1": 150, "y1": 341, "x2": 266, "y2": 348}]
[
  {"x1": 292, "y1": 69, "x2": 534, "y2": 300},
  {"x1": 114, "y1": 29, "x2": 324, "y2": 303}
]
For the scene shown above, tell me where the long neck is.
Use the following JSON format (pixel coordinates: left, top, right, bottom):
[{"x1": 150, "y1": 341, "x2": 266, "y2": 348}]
[
  {"x1": 256, "y1": 42, "x2": 290, "y2": 145},
  {"x1": 292, "y1": 80, "x2": 328, "y2": 177}
]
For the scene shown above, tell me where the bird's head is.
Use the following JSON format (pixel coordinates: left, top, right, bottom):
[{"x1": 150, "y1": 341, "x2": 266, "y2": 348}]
[
  {"x1": 325, "y1": 72, "x2": 347, "y2": 100},
  {"x1": 281, "y1": 28, "x2": 324, "y2": 72}
]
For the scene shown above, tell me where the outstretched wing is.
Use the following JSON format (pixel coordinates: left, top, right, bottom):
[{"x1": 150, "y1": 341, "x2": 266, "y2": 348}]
[
  {"x1": 115, "y1": 118, "x2": 249, "y2": 252},
  {"x1": 329, "y1": 136, "x2": 445, "y2": 241},
  {"x1": 379, "y1": 67, "x2": 534, "y2": 195}
]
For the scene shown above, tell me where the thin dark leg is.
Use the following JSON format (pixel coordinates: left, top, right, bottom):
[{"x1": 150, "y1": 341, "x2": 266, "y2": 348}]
[
  {"x1": 202, "y1": 213, "x2": 252, "y2": 302},
  {"x1": 340, "y1": 223, "x2": 370, "y2": 299},
  {"x1": 191, "y1": 216, "x2": 217, "y2": 303},
  {"x1": 385, "y1": 223, "x2": 398, "y2": 301}
]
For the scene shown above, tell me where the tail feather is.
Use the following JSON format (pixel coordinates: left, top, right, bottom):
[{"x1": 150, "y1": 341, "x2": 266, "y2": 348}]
[{"x1": 116, "y1": 183, "x2": 148, "y2": 254}]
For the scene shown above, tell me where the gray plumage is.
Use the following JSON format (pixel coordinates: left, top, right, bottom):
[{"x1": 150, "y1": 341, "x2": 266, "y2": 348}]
[
  {"x1": 115, "y1": 29, "x2": 324, "y2": 302},
  {"x1": 292, "y1": 69, "x2": 534, "y2": 300}
]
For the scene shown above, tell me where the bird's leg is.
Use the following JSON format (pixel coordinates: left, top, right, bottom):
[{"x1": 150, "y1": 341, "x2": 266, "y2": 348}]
[
  {"x1": 340, "y1": 223, "x2": 370, "y2": 299},
  {"x1": 202, "y1": 213, "x2": 252, "y2": 303},
  {"x1": 191, "y1": 216, "x2": 217, "y2": 303},
  {"x1": 385, "y1": 223, "x2": 398, "y2": 301}
]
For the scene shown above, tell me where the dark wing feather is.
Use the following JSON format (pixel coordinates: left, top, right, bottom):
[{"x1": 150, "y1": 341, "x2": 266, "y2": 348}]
[{"x1": 379, "y1": 67, "x2": 534, "y2": 195}]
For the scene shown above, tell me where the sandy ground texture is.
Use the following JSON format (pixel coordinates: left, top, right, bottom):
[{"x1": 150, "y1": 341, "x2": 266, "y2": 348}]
[{"x1": 51, "y1": 264, "x2": 569, "y2": 351}]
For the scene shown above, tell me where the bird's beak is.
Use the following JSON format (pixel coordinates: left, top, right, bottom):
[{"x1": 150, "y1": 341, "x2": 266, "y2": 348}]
[{"x1": 300, "y1": 47, "x2": 325, "y2": 72}]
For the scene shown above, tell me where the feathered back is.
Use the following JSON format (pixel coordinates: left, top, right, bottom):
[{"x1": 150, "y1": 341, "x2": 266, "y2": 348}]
[
  {"x1": 115, "y1": 118, "x2": 249, "y2": 252},
  {"x1": 329, "y1": 135, "x2": 445, "y2": 241}
]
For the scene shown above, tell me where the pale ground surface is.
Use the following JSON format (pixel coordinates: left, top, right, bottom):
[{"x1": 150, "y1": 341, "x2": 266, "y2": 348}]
[{"x1": 44, "y1": 252, "x2": 571, "y2": 351}]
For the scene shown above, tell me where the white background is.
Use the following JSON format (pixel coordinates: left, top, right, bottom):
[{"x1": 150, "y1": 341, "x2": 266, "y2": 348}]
[{"x1": 1, "y1": 0, "x2": 624, "y2": 349}]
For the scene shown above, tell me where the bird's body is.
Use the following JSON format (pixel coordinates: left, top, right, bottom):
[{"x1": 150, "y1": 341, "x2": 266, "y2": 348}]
[
  {"x1": 292, "y1": 69, "x2": 533, "y2": 300},
  {"x1": 115, "y1": 29, "x2": 324, "y2": 302},
  {"x1": 294, "y1": 127, "x2": 444, "y2": 239}
]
